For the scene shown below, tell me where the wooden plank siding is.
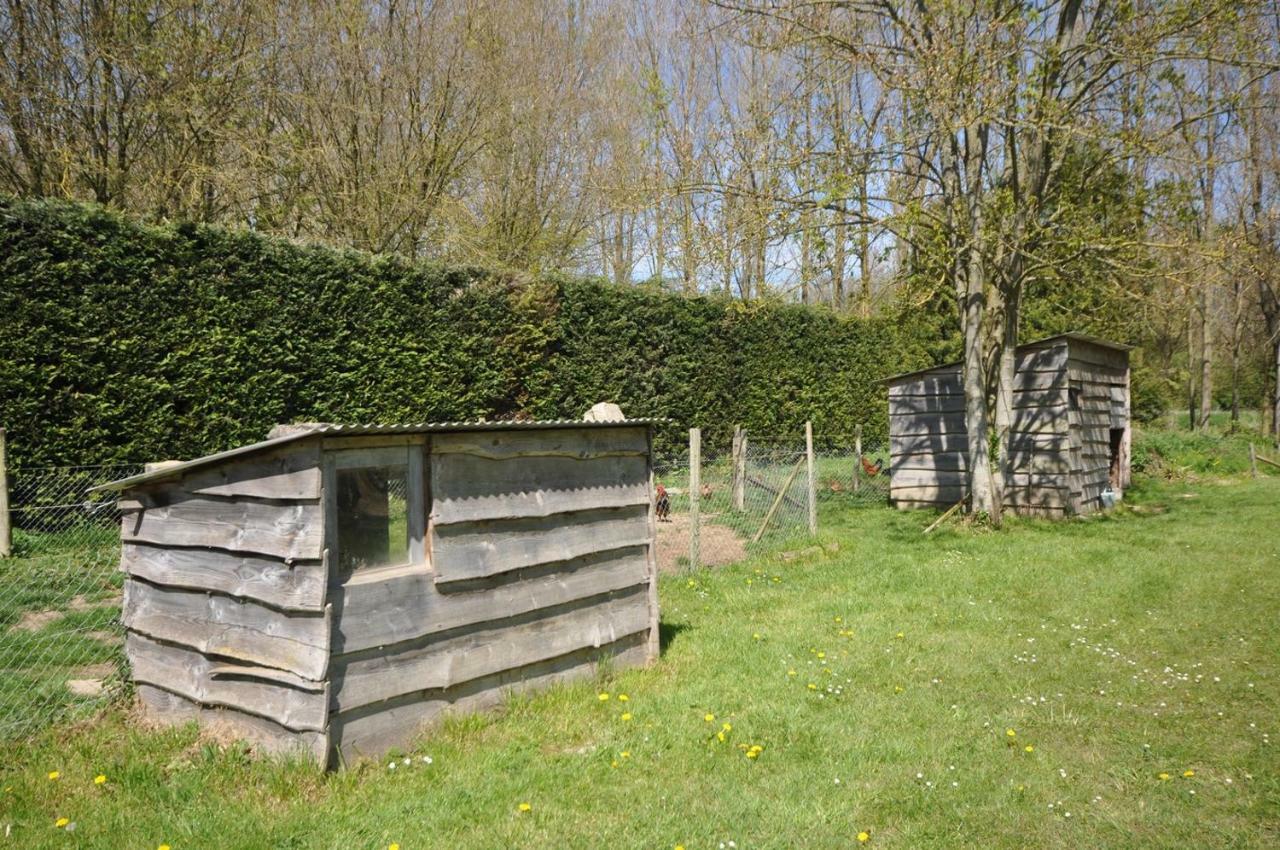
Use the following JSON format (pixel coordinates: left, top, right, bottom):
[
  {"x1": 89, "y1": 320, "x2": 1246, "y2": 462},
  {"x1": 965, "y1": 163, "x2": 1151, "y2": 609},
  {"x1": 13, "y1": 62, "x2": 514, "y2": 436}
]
[
  {"x1": 137, "y1": 684, "x2": 328, "y2": 762},
  {"x1": 329, "y1": 586, "x2": 650, "y2": 712},
  {"x1": 118, "y1": 424, "x2": 660, "y2": 767},
  {"x1": 329, "y1": 633, "x2": 649, "y2": 765},
  {"x1": 888, "y1": 338, "x2": 1127, "y2": 516}
]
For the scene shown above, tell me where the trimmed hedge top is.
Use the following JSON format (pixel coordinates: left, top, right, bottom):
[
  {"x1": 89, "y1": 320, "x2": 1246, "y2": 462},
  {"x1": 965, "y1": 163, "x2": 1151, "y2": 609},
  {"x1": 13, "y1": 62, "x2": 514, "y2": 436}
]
[{"x1": 0, "y1": 198, "x2": 925, "y2": 467}]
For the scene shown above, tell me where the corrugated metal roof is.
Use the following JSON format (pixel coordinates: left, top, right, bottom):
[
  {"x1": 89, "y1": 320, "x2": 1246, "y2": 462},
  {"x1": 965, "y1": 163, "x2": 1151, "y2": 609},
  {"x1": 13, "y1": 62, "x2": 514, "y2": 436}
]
[
  {"x1": 91, "y1": 418, "x2": 664, "y2": 492},
  {"x1": 883, "y1": 332, "x2": 1133, "y2": 384}
]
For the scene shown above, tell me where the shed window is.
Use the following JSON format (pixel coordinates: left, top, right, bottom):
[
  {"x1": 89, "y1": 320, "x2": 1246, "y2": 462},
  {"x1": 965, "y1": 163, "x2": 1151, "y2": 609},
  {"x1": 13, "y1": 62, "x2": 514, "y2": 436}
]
[{"x1": 329, "y1": 446, "x2": 425, "y2": 579}]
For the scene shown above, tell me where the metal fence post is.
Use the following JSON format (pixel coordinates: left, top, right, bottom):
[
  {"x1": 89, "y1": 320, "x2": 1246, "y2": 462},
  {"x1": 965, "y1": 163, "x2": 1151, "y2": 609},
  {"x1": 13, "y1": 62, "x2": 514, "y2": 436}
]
[
  {"x1": 0, "y1": 428, "x2": 10, "y2": 557},
  {"x1": 688, "y1": 427, "x2": 701, "y2": 571},
  {"x1": 805, "y1": 421, "x2": 817, "y2": 534}
]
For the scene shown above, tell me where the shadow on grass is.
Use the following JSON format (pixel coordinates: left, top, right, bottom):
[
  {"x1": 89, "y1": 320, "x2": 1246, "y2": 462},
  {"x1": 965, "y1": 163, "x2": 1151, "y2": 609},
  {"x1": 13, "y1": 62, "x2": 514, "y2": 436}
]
[{"x1": 658, "y1": 620, "x2": 691, "y2": 656}]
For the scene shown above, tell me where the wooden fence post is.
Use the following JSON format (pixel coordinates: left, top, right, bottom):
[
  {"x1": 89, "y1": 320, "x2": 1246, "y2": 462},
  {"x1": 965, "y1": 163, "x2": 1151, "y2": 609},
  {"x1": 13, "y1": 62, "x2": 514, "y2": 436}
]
[
  {"x1": 0, "y1": 428, "x2": 10, "y2": 557},
  {"x1": 688, "y1": 427, "x2": 701, "y2": 571},
  {"x1": 853, "y1": 424, "x2": 863, "y2": 494},
  {"x1": 805, "y1": 421, "x2": 817, "y2": 535},
  {"x1": 737, "y1": 425, "x2": 747, "y2": 512},
  {"x1": 1249, "y1": 442, "x2": 1259, "y2": 478}
]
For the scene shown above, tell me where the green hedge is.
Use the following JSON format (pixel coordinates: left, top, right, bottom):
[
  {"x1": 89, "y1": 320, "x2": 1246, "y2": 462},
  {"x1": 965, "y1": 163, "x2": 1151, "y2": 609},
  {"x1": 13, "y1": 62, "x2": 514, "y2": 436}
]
[{"x1": 0, "y1": 198, "x2": 924, "y2": 467}]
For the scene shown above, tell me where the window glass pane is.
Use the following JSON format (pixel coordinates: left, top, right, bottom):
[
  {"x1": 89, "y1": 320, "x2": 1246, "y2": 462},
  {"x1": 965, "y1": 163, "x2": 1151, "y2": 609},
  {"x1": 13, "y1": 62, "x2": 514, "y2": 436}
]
[{"x1": 336, "y1": 464, "x2": 409, "y2": 576}]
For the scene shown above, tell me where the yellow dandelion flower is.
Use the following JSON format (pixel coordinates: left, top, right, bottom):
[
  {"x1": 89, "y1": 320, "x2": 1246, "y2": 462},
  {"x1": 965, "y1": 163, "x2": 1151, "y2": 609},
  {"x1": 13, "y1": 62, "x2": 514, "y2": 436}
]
[
  {"x1": 55, "y1": 817, "x2": 70, "y2": 828},
  {"x1": 896, "y1": 632, "x2": 904, "y2": 639},
  {"x1": 834, "y1": 616, "x2": 842, "y2": 623},
  {"x1": 159, "y1": 845, "x2": 171, "y2": 850},
  {"x1": 389, "y1": 844, "x2": 400, "y2": 850},
  {"x1": 704, "y1": 713, "x2": 715, "y2": 722},
  {"x1": 611, "y1": 760, "x2": 619, "y2": 768},
  {"x1": 807, "y1": 683, "x2": 817, "y2": 690},
  {"x1": 722, "y1": 722, "x2": 732, "y2": 732},
  {"x1": 676, "y1": 845, "x2": 686, "y2": 850},
  {"x1": 47, "y1": 771, "x2": 59, "y2": 781},
  {"x1": 787, "y1": 670, "x2": 797, "y2": 677},
  {"x1": 94, "y1": 774, "x2": 107, "y2": 785},
  {"x1": 857, "y1": 832, "x2": 870, "y2": 843},
  {"x1": 894, "y1": 685, "x2": 904, "y2": 693},
  {"x1": 817, "y1": 652, "x2": 826, "y2": 659},
  {"x1": 598, "y1": 692, "x2": 610, "y2": 701},
  {"x1": 746, "y1": 750, "x2": 759, "y2": 759},
  {"x1": 1158, "y1": 773, "x2": 1170, "y2": 781},
  {"x1": 716, "y1": 731, "x2": 726, "y2": 742},
  {"x1": 753, "y1": 633, "x2": 761, "y2": 640},
  {"x1": 1006, "y1": 729, "x2": 1016, "y2": 738},
  {"x1": 618, "y1": 694, "x2": 629, "y2": 702},
  {"x1": 1024, "y1": 745, "x2": 1034, "y2": 753},
  {"x1": 621, "y1": 751, "x2": 631, "y2": 759},
  {"x1": 620, "y1": 712, "x2": 633, "y2": 721},
  {"x1": 518, "y1": 802, "x2": 532, "y2": 812},
  {"x1": 1183, "y1": 770, "x2": 1195, "y2": 778}
]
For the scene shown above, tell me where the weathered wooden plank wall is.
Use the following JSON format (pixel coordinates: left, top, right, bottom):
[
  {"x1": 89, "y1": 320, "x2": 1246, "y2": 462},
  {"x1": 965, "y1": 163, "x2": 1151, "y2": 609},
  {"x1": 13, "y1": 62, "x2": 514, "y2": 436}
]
[
  {"x1": 327, "y1": 425, "x2": 656, "y2": 763},
  {"x1": 1066, "y1": 340, "x2": 1130, "y2": 514},
  {"x1": 120, "y1": 444, "x2": 330, "y2": 758},
  {"x1": 120, "y1": 425, "x2": 659, "y2": 767},
  {"x1": 887, "y1": 338, "x2": 1128, "y2": 516}
]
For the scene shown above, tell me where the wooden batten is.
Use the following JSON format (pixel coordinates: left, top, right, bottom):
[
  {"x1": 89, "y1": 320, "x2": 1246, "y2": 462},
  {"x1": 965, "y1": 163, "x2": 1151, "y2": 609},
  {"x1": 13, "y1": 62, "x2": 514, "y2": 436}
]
[
  {"x1": 121, "y1": 543, "x2": 326, "y2": 612},
  {"x1": 122, "y1": 496, "x2": 323, "y2": 561},
  {"x1": 176, "y1": 443, "x2": 322, "y2": 500},
  {"x1": 430, "y1": 505, "x2": 651, "y2": 585}
]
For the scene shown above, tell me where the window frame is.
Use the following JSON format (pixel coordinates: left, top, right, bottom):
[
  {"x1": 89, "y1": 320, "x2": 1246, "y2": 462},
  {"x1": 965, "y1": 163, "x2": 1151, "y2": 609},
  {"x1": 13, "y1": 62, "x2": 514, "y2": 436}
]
[{"x1": 323, "y1": 443, "x2": 427, "y2": 580}]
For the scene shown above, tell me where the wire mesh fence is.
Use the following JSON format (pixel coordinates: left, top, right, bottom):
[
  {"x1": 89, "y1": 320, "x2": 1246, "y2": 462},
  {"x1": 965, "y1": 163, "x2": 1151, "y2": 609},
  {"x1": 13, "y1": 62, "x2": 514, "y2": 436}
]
[
  {"x1": 0, "y1": 462, "x2": 139, "y2": 742},
  {"x1": 652, "y1": 429, "x2": 889, "y2": 573}
]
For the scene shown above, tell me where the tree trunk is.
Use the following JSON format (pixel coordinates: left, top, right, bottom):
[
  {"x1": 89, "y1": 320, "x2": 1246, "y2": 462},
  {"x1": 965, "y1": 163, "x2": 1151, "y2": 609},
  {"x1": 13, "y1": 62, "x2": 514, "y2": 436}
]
[
  {"x1": 1197, "y1": 285, "x2": 1213, "y2": 431},
  {"x1": 962, "y1": 285, "x2": 995, "y2": 516}
]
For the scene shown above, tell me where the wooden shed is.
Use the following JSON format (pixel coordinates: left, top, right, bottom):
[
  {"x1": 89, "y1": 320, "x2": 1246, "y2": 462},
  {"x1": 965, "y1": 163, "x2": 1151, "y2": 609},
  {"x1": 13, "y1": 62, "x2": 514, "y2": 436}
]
[
  {"x1": 95, "y1": 420, "x2": 660, "y2": 767},
  {"x1": 887, "y1": 333, "x2": 1132, "y2": 516}
]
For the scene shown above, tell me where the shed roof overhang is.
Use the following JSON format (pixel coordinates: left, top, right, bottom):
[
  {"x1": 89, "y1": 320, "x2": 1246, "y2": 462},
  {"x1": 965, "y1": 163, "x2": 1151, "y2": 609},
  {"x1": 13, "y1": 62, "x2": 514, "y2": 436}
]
[
  {"x1": 882, "y1": 332, "x2": 1133, "y2": 385},
  {"x1": 92, "y1": 418, "x2": 664, "y2": 493}
]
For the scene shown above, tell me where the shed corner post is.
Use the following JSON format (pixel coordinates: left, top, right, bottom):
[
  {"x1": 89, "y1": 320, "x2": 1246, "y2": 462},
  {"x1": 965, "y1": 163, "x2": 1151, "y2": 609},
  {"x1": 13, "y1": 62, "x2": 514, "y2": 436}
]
[
  {"x1": 805, "y1": 421, "x2": 817, "y2": 535},
  {"x1": 645, "y1": 426, "x2": 661, "y2": 663},
  {"x1": 0, "y1": 427, "x2": 10, "y2": 558},
  {"x1": 688, "y1": 427, "x2": 701, "y2": 572}
]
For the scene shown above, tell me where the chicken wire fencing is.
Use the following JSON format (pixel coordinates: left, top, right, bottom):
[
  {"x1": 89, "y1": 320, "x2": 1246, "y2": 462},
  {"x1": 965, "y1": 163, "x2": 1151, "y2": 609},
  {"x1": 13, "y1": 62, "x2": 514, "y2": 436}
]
[
  {"x1": 652, "y1": 428, "x2": 889, "y2": 574},
  {"x1": 0, "y1": 462, "x2": 140, "y2": 742}
]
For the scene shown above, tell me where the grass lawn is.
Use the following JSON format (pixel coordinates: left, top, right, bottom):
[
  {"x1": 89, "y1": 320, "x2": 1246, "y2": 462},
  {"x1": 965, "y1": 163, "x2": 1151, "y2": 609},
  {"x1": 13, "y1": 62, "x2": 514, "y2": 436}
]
[{"x1": 1, "y1": 474, "x2": 1277, "y2": 848}]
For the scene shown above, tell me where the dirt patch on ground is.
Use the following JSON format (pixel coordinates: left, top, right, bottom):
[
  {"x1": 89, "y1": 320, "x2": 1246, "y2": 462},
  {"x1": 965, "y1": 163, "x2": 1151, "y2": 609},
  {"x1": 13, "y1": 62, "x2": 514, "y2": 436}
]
[
  {"x1": 69, "y1": 592, "x2": 122, "y2": 612},
  {"x1": 9, "y1": 609, "x2": 65, "y2": 633},
  {"x1": 655, "y1": 512, "x2": 748, "y2": 574}
]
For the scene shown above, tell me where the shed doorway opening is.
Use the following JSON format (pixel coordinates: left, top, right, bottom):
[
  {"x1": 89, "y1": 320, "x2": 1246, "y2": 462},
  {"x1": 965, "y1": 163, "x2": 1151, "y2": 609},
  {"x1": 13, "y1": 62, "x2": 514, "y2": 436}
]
[{"x1": 1109, "y1": 428, "x2": 1125, "y2": 489}]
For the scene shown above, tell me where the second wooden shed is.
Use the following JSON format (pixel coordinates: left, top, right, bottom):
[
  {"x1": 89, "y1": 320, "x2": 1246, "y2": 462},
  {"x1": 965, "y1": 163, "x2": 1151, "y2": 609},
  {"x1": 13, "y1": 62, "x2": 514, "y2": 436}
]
[
  {"x1": 887, "y1": 333, "x2": 1132, "y2": 516},
  {"x1": 96, "y1": 420, "x2": 660, "y2": 767}
]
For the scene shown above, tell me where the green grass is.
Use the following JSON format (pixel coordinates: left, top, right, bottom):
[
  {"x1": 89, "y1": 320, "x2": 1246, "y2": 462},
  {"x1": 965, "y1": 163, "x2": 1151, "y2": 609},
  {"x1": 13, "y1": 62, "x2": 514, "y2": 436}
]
[{"x1": 2, "y1": 473, "x2": 1277, "y2": 848}]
